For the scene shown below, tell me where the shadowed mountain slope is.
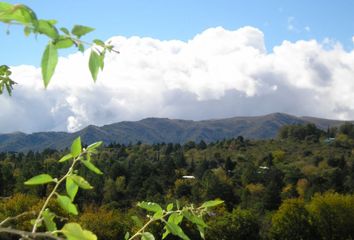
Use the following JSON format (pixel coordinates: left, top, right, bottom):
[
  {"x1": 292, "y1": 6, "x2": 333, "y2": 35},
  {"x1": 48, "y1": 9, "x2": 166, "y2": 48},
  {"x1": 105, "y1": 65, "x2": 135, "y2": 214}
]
[{"x1": 0, "y1": 113, "x2": 351, "y2": 152}]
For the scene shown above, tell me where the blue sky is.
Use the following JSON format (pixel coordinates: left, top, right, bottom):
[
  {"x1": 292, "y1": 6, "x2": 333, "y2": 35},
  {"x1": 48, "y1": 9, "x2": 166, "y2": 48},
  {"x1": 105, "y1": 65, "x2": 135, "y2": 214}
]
[{"x1": 2, "y1": 0, "x2": 354, "y2": 66}]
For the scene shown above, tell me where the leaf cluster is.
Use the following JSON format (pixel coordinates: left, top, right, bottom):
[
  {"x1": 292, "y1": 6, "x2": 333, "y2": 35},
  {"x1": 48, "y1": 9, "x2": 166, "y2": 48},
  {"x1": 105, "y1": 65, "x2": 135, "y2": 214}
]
[
  {"x1": 23, "y1": 137, "x2": 103, "y2": 239},
  {"x1": 0, "y1": 2, "x2": 117, "y2": 92},
  {"x1": 0, "y1": 65, "x2": 15, "y2": 95},
  {"x1": 126, "y1": 200, "x2": 223, "y2": 240}
]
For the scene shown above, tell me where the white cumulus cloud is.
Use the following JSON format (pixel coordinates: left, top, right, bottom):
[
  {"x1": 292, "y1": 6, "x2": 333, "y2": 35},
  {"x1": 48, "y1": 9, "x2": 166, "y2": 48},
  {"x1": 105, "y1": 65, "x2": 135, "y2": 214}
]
[{"x1": 1, "y1": 26, "x2": 354, "y2": 133}]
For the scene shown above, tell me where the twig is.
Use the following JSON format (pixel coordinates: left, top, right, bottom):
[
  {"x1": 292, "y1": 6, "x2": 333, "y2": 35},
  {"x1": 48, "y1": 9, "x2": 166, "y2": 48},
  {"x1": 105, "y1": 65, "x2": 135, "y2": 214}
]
[
  {"x1": 0, "y1": 196, "x2": 11, "y2": 200},
  {"x1": 0, "y1": 211, "x2": 36, "y2": 227},
  {"x1": 0, "y1": 227, "x2": 64, "y2": 240},
  {"x1": 128, "y1": 217, "x2": 155, "y2": 240}
]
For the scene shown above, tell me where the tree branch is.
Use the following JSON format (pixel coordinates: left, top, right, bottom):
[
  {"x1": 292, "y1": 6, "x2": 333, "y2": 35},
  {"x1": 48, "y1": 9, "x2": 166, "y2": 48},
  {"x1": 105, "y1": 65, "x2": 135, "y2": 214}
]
[
  {"x1": 0, "y1": 211, "x2": 36, "y2": 227},
  {"x1": 0, "y1": 196, "x2": 11, "y2": 200},
  {"x1": 0, "y1": 227, "x2": 64, "y2": 240}
]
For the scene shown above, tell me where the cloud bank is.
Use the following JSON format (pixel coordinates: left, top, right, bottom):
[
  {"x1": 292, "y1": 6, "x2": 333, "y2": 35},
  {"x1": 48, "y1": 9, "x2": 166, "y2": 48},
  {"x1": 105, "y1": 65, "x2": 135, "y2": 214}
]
[{"x1": 1, "y1": 26, "x2": 354, "y2": 133}]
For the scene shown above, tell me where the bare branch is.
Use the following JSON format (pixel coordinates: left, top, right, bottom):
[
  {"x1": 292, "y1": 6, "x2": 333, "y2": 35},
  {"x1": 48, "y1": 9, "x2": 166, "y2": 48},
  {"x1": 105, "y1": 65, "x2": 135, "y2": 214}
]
[
  {"x1": 0, "y1": 196, "x2": 11, "y2": 200},
  {"x1": 0, "y1": 211, "x2": 36, "y2": 227},
  {"x1": 0, "y1": 227, "x2": 64, "y2": 240}
]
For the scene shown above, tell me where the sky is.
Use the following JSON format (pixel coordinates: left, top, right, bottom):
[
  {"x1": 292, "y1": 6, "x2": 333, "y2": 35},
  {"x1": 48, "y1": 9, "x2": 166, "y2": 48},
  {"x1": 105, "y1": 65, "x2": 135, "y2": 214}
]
[{"x1": 1, "y1": 0, "x2": 354, "y2": 133}]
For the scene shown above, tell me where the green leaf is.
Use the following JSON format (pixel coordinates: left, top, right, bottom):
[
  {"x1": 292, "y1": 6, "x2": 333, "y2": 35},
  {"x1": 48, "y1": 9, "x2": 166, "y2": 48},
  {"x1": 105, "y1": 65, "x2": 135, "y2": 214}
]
[
  {"x1": 24, "y1": 174, "x2": 54, "y2": 185},
  {"x1": 87, "y1": 141, "x2": 103, "y2": 150},
  {"x1": 54, "y1": 37, "x2": 74, "y2": 49},
  {"x1": 162, "y1": 229, "x2": 170, "y2": 240},
  {"x1": 41, "y1": 42, "x2": 58, "y2": 88},
  {"x1": 93, "y1": 39, "x2": 105, "y2": 47},
  {"x1": 66, "y1": 177, "x2": 78, "y2": 201},
  {"x1": 200, "y1": 199, "x2": 224, "y2": 208},
  {"x1": 197, "y1": 225, "x2": 205, "y2": 240},
  {"x1": 182, "y1": 211, "x2": 207, "y2": 228},
  {"x1": 163, "y1": 213, "x2": 183, "y2": 238},
  {"x1": 87, "y1": 148, "x2": 98, "y2": 155},
  {"x1": 141, "y1": 232, "x2": 155, "y2": 240},
  {"x1": 167, "y1": 203, "x2": 173, "y2": 211},
  {"x1": 165, "y1": 222, "x2": 190, "y2": 240},
  {"x1": 30, "y1": 219, "x2": 41, "y2": 227},
  {"x1": 37, "y1": 19, "x2": 59, "y2": 39},
  {"x1": 153, "y1": 210, "x2": 163, "y2": 220},
  {"x1": 89, "y1": 50, "x2": 101, "y2": 81},
  {"x1": 0, "y1": 4, "x2": 37, "y2": 25},
  {"x1": 59, "y1": 153, "x2": 73, "y2": 163},
  {"x1": 42, "y1": 209, "x2": 57, "y2": 232},
  {"x1": 70, "y1": 174, "x2": 93, "y2": 190},
  {"x1": 57, "y1": 194, "x2": 78, "y2": 215},
  {"x1": 124, "y1": 232, "x2": 130, "y2": 240},
  {"x1": 24, "y1": 26, "x2": 31, "y2": 36},
  {"x1": 61, "y1": 223, "x2": 97, "y2": 240},
  {"x1": 5, "y1": 84, "x2": 11, "y2": 95},
  {"x1": 71, "y1": 25, "x2": 94, "y2": 38},
  {"x1": 60, "y1": 27, "x2": 70, "y2": 35},
  {"x1": 137, "y1": 202, "x2": 163, "y2": 213},
  {"x1": 81, "y1": 160, "x2": 103, "y2": 175},
  {"x1": 168, "y1": 212, "x2": 183, "y2": 225},
  {"x1": 0, "y1": 65, "x2": 11, "y2": 76},
  {"x1": 31, "y1": 219, "x2": 44, "y2": 229},
  {"x1": 0, "y1": 2, "x2": 13, "y2": 12},
  {"x1": 47, "y1": 19, "x2": 57, "y2": 25},
  {"x1": 71, "y1": 137, "x2": 82, "y2": 158},
  {"x1": 18, "y1": 4, "x2": 37, "y2": 24},
  {"x1": 78, "y1": 43, "x2": 85, "y2": 52},
  {"x1": 0, "y1": 65, "x2": 15, "y2": 96},
  {"x1": 106, "y1": 44, "x2": 114, "y2": 51}
]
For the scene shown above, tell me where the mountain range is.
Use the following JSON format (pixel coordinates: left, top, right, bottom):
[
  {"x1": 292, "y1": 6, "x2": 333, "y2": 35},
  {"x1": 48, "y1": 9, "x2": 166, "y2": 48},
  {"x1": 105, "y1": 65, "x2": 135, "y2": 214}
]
[{"x1": 0, "y1": 113, "x2": 351, "y2": 152}]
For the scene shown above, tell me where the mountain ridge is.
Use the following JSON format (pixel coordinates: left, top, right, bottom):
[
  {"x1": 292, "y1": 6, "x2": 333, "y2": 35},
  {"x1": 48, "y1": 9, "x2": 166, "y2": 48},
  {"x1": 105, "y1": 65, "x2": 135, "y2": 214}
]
[{"x1": 0, "y1": 113, "x2": 352, "y2": 152}]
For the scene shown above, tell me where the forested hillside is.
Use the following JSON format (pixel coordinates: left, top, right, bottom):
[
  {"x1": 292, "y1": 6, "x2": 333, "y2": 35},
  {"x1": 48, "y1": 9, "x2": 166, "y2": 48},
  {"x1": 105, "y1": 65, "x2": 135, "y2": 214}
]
[
  {"x1": 0, "y1": 113, "x2": 350, "y2": 152},
  {"x1": 1, "y1": 122, "x2": 354, "y2": 239}
]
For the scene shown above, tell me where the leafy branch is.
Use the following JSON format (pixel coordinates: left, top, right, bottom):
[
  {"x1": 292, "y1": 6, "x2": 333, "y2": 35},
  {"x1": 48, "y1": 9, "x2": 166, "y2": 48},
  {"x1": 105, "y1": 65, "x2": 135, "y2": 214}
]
[
  {"x1": 0, "y1": 2, "x2": 225, "y2": 239},
  {"x1": 0, "y1": 65, "x2": 16, "y2": 96},
  {"x1": 0, "y1": 136, "x2": 224, "y2": 240},
  {"x1": 29, "y1": 138, "x2": 83, "y2": 233},
  {"x1": 126, "y1": 200, "x2": 224, "y2": 240},
  {"x1": 0, "y1": 2, "x2": 118, "y2": 94},
  {"x1": 18, "y1": 137, "x2": 104, "y2": 240}
]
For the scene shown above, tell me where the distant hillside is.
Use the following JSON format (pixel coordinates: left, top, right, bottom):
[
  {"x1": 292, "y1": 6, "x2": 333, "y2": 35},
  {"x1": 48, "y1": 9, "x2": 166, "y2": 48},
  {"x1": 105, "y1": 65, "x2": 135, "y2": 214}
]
[{"x1": 0, "y1": 113, "x2": 351, "y2": 152}]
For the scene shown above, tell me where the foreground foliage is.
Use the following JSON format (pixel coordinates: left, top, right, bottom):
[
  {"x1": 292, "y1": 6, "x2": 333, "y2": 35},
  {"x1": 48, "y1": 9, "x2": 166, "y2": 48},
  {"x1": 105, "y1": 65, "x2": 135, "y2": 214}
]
[
  {"x1": 0, "y1": 1, "x2": 117, "y2": 95},
  {"x1": 0, "y1": 2, "x2": 226, "y2": 239},
  {"x1": 0, "y1": 137, "x2": 222, "y2": 239}
]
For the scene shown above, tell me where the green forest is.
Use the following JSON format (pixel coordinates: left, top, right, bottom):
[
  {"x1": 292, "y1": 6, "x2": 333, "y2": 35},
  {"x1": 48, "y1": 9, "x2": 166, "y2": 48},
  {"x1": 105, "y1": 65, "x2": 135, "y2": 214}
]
[{"x1": 1, "y1": 122, "x2": 354, "y2": 240}]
